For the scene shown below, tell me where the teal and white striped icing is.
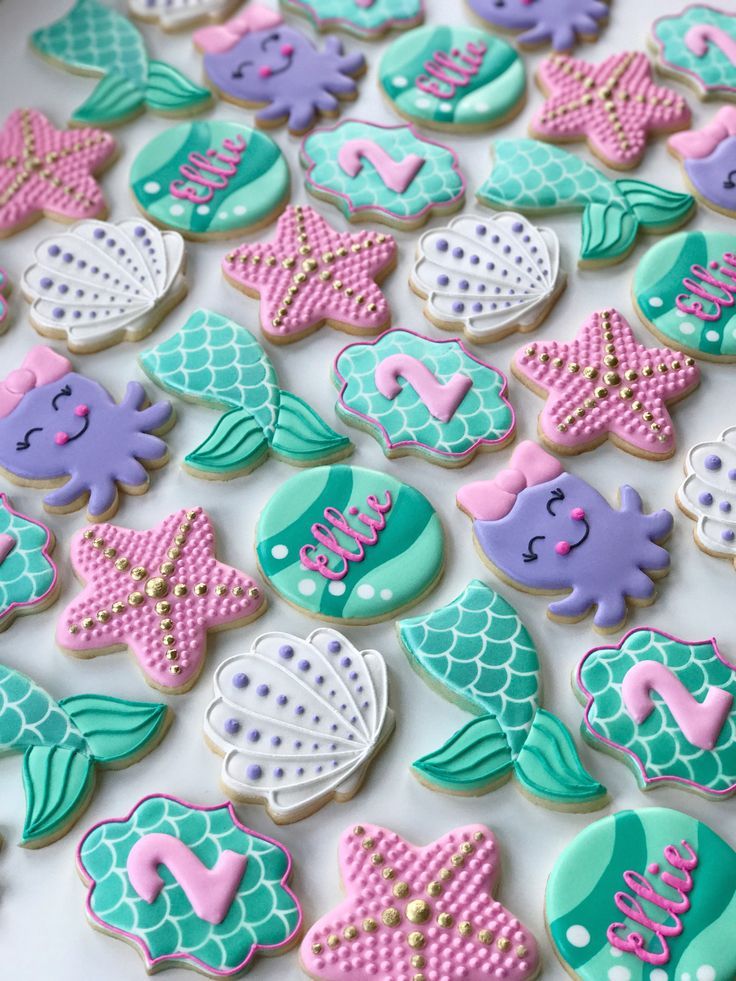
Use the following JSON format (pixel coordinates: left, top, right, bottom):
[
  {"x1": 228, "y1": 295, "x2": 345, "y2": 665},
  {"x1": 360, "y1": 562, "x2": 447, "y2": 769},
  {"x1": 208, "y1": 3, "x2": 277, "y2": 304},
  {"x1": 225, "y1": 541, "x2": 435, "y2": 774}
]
[
  {"x1": 78, "y1": 795, "x2": 301, "y2": 976},
  {"x1": 379, "y1": 26, "x2": 525, "y2": 130},
  {"x1": 547, "y1": 807, "x2": 736, "y2": 981},
  {"x1": 333, "y1": 330, "x2": 514, "y2": 463},
  {"x1": 282, "y1": 0, "x2": 423, "y2": 38},
  {"x1": 0, "y1": 495, "x2": 56, "y2": 628},
  {"x1": 256, "y1": 465, "x2": 444, "y2": 623},
  {"x1": 652, "y1": 6, "x2": 736, "y2": 98}
]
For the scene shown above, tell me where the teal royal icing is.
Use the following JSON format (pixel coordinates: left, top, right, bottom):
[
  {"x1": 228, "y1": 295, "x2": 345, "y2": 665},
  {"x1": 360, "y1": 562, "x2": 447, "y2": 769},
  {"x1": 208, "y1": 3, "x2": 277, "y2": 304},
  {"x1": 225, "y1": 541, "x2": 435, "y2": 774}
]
[
  {"x1": 0, "y1": 494, "x2": 57, "y2": 630},
  {"x1": 282, "y1": 0, "x2": 424, "y2": 38},
  {"x1": 652, "y1": 5, "x2": 736, "y2": 99}
]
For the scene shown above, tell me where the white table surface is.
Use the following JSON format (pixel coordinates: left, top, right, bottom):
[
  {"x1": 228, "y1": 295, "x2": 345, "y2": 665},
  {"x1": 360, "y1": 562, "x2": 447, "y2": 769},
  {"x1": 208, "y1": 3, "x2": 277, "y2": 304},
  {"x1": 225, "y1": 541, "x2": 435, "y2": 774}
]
[{"x1": 0, "y1": 0, "x2": 734, "y2": 978}]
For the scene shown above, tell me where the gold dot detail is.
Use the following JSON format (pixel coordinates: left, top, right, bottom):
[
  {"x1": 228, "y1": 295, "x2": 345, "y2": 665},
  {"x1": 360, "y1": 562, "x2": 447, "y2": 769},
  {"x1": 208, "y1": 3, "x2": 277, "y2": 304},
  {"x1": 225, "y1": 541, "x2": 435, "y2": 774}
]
[
  {"x1": 381, "y1": 907, "x2": 400, "y2": 927},
  {"x1": 392, "y1": 882, "x2": 409, "y2": 898},
  {"x1": 407, "y1": 932, "x2": 425, "y2": 950},
  {"x1": 406, "y1": 900, "x2": 431, "y2": 924}
]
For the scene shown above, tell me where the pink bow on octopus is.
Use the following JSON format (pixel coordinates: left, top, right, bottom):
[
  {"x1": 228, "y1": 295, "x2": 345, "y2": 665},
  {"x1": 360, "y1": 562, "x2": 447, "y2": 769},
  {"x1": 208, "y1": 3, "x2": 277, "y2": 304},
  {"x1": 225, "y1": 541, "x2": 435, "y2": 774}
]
[
  {"x1": 0, "y1": 345, "x2": 71, "y2": 419},
  {"x1": 457, "y1": 440, "x2": 563, "y2": 521},
  {"x1": 194, "y1": 4, "x2": 283, "y2": 54}
]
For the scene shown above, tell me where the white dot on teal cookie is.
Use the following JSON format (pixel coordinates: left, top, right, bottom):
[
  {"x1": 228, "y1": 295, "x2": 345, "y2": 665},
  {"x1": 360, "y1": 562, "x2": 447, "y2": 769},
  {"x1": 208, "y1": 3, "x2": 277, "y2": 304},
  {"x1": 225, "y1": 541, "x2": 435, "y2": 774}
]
[
  {"x1": 706, "y1": 330, "x2": 720, "y2": 342},
  {"x1": 696, "y1": 968, "x2": 716, "y2": 981},
  {"x1": 271, "y1": 544, "x2": 288, "y2": 559},
  {"x1": 357, "y1": 584, "x2": 375, "y2": 599},
  {"x1": 233, "y1": 205, "x2": 247, "y2": 216},
  {"x1": 472, "y1": 102, "x2": 489, "y2": 113},
  {"x1": 679, "y1": 322, "x2": 695, "y2": 335},
  {"x1": 648, "y1": 296, "x2": 663, "y2": 308},
  {"x1": 143, "y1": 181, "x2": 160, "y2": 194},
  {"x1": 380, "y1": 588, "x2": 393, "y2": 601},
  {"x1": 439, "y1": 102, "x2": 452, "y2": 113},
  {"x1": 328, "y1": 581, "x2": 346, "y2": 596},
  {"x1": 218, "y1": 211, "x2": 229, "y2": 220},
  {"x1": 298, "y1": 579, "x2": 316, "y2": 596},
  {"x1": 610, "y1": 947, "x2": 623, "y2": 957},
  {"x1": 392, "y1": 75, "x2": 408, "y2": 87},
  {"x1": 650, "y1": 971, "x2": 668, "y2": 981},
  {"x1": 170, "y1": 204, "x2": 185, "y2": 216},
  {"x1": 415, "y1": 97, "x2": 432, "y2": 109},
  {"x1": 565, "y1": 925, "x2": 590, "y2": 948},
  {"x1": 608, "y1": 968, "x2": 631, "y2": 981},
  {"x1": 196, "y1": 204, "x2": 210, "y2": 215}
]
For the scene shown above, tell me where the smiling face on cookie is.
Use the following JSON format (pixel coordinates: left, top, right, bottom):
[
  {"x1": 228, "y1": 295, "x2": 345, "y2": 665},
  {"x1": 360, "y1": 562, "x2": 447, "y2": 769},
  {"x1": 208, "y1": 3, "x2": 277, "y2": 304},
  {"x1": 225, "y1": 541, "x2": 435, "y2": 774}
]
[{"x1": 203, "y1": 25, "x2": 305, "y2": 103}]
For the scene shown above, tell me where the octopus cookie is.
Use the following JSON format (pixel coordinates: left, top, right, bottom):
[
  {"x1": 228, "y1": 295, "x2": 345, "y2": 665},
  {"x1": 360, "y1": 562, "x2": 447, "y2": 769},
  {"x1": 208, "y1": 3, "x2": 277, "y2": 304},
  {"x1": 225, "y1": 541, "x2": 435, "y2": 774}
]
[
  {"x1": 141, "y1": 309, "x2": 351, "y2": 478},
  {"x1": 0, "y1": 109, "x2": 116, "y2": 240},
  {"x1": 650, "y1": 4, "x2": 736, "y2": 102},
  {"x1": 130, "y1": 120, "x2": 289, "y2": 241},
  {"x1": 512, "y1": 308, "x2": 701, "y2": 459},
  {"x1": 467, "y1": 0, "x2": 609, "y2": 52},
  {"x1": 301, "y1": 822, "x2": 540, "y2": 980},
  {"x1": 546, "y1": 807, "x2": 736, "y2": 981},
  {"x1": 128, "y1": 0, "x2": 240, "y2": 31},
  {"x1": 410, "y1": 213, "x2": 565, "y2": 343},
  {"x1": 0, "y1": 346, "x2": 172, "y2": 522},
  {"x1": 281, "y1": 0, "x2": 424, "y2": 40},
  {"x1": 379, "y1": 25, "x2": 526, "y2": 132},
  {"x1": 477, "y1": 140, "x2": 696, "y2": 267},
  {"x1": 398, "y1": 580, "x2": 606, "y2": 809},
  {"x1": 204, "y1": 628, "x2": 394, "y2": 823},
  {"x1": 78, "y1": 795, "x2": 302, "y2": 977},
  {"x1": 223, "y1": 206, "x2": 396, "y2": 344},
  {"x1": 531, "y1": 52, "x2": 691, "y2": 171},
  {"x1": 676, "y1": 427, "x2": 736, "y2": 560},
  {"x1": 0, "y1": 494, "x2": 58, "y2": 632},
  {"x1": 0, "y1": 664, "x2": 169, "y2": 847},
  {"x1": 457, "y1": 441, "x2": 674, "y2": 632},
  {"x1": 575, "y1": 627, "x2": 736, "y2": 798},
  {"x1": 668, "y1": 106, "x2": 736, "y2": 217},
  {"x1": 256, "y1": 464, "x2": 444, "y2": 624},
  {"x1": 301, "y1": 119, "x2": 466, "y2": 230},
  {"x1": 194, "y1": 5, "x2": 366, "y2": 135},
  {"x1": 332, "y1": 329, "x2": 515, "y2": 466},
  {"x1": 57, "y1": 507, "x2": 266, "y2": 693},
  {"x1": 21, "y1": 218, "x2": 187, "y2": 355}
]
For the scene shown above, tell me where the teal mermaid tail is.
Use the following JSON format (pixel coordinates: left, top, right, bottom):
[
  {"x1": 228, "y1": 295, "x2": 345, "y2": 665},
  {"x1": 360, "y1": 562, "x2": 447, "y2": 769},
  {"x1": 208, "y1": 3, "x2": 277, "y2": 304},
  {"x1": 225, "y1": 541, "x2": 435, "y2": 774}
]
[
  {"x1": 0, "y1": 664, "x2": 169, "y2": 846},
  {"x1": 31, "y1": 0, "x2": 211, "y2": 126},
  {"x1": 140, "y1": 309, "x2": 351, "y2": 478},
  {"x1": 477, "y1": 139, "x2": 694, "y2": 266},
  {"x1": 398, "y1": 580, "x2": 606, "y2": 808}
]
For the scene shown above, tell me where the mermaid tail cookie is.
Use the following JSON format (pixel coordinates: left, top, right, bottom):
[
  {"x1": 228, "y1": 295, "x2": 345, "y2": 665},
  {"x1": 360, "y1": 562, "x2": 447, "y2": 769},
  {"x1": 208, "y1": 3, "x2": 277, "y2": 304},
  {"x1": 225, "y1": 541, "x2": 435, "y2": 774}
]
[
  {"x1": 140, "y1": 309, "x2": 351, "y2": 478},
  {"x1": 0, "y1": 664, "x2": 169, "y2": 846}
]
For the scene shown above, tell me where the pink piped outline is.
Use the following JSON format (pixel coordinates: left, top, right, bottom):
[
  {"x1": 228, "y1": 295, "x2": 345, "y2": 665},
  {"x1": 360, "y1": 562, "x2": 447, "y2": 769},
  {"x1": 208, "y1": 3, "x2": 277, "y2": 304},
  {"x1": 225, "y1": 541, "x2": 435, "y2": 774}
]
[
  {"x1": 76, "y1": 794, "x2": 303, "y2": 978},
  {"x1": 332, "y1": 328, "x2": 516, "y2": 462},
  {"x1": 0, "y1": 492, "x2": 58, "y2": 628},
  {"x1": 650, "y1": 4, "x2": 736, "y2": 98},
  {"x1": 300, "y1": 118, "x2": 467, "y2": 227},
  {"x1": 284, "y1": 0, "x2": 425, "y2": 39},
  {"x1": 576, "y1": 625, "x2": 736, "y2": 798}
]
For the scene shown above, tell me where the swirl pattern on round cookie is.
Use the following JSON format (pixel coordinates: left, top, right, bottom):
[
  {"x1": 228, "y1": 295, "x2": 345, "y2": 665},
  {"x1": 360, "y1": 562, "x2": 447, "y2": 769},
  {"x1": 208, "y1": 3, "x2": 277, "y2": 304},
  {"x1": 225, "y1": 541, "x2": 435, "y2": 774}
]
[
  {"x1": 651, "y1": 5, "x2": 736, "y2": 101},
  {"x1": 281, "y1": 0, "x2": 424, "y2": 39},
  {"x1": 677, "y1": 427, "x2": 736, "y2": 558}
]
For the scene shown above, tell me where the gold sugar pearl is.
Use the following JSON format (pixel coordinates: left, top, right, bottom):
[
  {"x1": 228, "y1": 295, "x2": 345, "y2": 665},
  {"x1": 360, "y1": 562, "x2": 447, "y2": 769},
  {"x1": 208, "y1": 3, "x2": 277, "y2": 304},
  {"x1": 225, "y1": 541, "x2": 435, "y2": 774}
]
[
  {"x1": 382, "y1": 867, "x2": 395, "y2": 879},
  {"x1": 194, "y1": 583, "x2": 208, "y2": 596},
  {"x1": 363, "y1": 918, "x2": 377, "y2": 932},
  {"x1": 215, "y1": 585, "x2": 228, "y2": 596},
  {"x1": 406, "y1": 900, "x2": 431, "y2": 924},
  {"x1": 160, "y1": 619, "x2": 173, "y2": 630},
  {"x1": 156, "y1": 600, "x2": 171, "y2": 615},
  {"x1": 393, "y1": 882, "x2": 409, "y2": 898},
  {"x1": 327, "y1": 934, "x2": 339, "y2": 949},
  {"x1": 173, "y1": 584, "x2": 188, "y2": 597},
  {"x1": 370, "y1": 853, "x2": 383, "y2": 866},
  {"x1": 145, "y1": 577, "x2": 168, "y2": 599},
  {"x1": 353, "y1": 826, "x2": 364, "y2": 836},
  {"x1": 407, "y1": 932, "x2": 425, "y2": 950},
  {"x1": 497, "y1": 937, "x2": 511, "y2": 952},
  {"x1": 460, "y1": 842, "x2": 473, "y2": 855},
  {"x1": 115, "y1": 558, "x2": 129, "y2": 571},
  {"x1": 311, "y1": 943, "x2": 323, "y2": 955},
  {"x1": 131, "y1": 566, "x2": 147, "y2": 581},
  {"x1": 111, "y1": 601, "x2": 124, "y2": 614},
  {"x1": 96, "y1": 610, "x2": 110, "y2": 623},
  {"x1": 343, "y1": 926, "x2": 357, "y2": 940},
  {"x1": 427, "y1": 882, "x2": 442, "y2": 897},
  {"x1": 478, "y1": 929, "x2": 493, "y2": 945},
  {"x1": 362, "y1": 837, "x2": 374, "y2": 849},
  {"x1": 128, "y1": 592, "x2": 144, "y2": 606},
  {"x1": 82, "y1": 617, "x2": 94, "y2": 629},
  {"x1": 437, "y1": 912, "x2": 454, "y2": 928},
  {"x1": 411, "y1": 955, "x2": 425, "y2": 969},
  {"x1": 458, "y1": 921, "x2": 473, "y2": 937},
  {"x1": 381, "y1": 907, "x2": 400, "y2": 927}
]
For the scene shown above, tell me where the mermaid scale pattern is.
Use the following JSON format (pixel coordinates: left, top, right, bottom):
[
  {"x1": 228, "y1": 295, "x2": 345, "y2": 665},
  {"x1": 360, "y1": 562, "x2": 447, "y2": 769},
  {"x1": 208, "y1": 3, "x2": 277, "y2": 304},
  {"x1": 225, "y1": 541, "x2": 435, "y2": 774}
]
[
  {"x1": 0, "y1": 495, "x2": 56, "y2": 628},
  {"x1": 652, "y1": 5, "x2": 736, "y2": 98}
]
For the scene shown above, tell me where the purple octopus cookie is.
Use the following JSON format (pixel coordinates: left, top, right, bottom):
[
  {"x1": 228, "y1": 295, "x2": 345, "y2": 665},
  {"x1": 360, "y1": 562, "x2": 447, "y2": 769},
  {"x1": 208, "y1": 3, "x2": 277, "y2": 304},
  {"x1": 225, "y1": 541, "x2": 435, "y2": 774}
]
[
  {"x1": 467, "y1": 0, "x2": 609, "y2": 52},
  {"x1": 0, "y1": 346, "x2": 173, "y2": 522},
  {"x1": 669, "y1": 105, "x2": 736, "y2": 218},
  {"x1": 194, "y1": 4, "x2": 365, "y2": 135}
]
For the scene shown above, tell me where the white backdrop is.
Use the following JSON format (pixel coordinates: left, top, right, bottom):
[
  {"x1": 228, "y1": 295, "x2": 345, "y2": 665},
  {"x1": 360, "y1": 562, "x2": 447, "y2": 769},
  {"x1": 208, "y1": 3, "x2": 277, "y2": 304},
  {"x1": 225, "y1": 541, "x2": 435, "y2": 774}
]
[{"x1": 0, "y1": 1, "x2": 734, "y2": 978}]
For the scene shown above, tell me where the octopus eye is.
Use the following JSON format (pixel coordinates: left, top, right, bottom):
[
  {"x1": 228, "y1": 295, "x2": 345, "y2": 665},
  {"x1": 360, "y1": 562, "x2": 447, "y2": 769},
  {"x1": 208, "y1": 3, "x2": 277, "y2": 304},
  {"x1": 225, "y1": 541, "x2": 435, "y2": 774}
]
[
  {"x1": 546, "y1": 487, "x2": 565, "y2": 516},
  {"x1": 16, "y1": 427, "x2": 43, "y2": 451},
  {"x1": 52, "y1": 384, "x2": 72, "y2": 410},
  {"x1": 523, "y1": 535, "x2": 545, "y2": 563},
  {"x1": 261, "y1": 32, "x2": 281, "y2": 49},
  {"x1": 724, "y1": 170, "x2": 736, "y2": 190},
  {"x1": 231, "y1": 60, "x2": 253, "y2": 79}
]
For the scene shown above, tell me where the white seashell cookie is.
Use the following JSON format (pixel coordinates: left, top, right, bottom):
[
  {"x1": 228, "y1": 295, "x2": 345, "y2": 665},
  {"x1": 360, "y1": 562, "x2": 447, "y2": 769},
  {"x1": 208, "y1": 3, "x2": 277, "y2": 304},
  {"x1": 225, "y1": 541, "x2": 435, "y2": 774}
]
[
  {"x1": 410, "y1": 212, "x2": 565, "y2": 344},
  {"x1": 22, "y1": 218, "x2": 187, "y2": 354},
  {"x1": 128, "y1": 0, "x2": 240, "y2": 31}
]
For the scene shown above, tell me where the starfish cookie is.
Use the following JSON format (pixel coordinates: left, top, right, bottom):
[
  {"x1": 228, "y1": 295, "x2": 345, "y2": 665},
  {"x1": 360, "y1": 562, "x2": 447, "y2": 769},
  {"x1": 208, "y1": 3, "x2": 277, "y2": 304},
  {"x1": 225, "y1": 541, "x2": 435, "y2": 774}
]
[
  {"x1": 513, "y1": 309, "x2": 700, "y2": 459},
  {"x1": 531, "y1": 52, "x2": 691, "y2": 170},
  {"x1": 0, "y1": 109, "x2": 116, "y2": 239},
  {"x1": 223, "y1": 205, "x2": 396, "y2": 344},
  {"x1": 57, "y1": 507, "x2": 266, "y2": 693},
  {"x1": 300, "y1": 822, "x2": 540, "y2": 981}
]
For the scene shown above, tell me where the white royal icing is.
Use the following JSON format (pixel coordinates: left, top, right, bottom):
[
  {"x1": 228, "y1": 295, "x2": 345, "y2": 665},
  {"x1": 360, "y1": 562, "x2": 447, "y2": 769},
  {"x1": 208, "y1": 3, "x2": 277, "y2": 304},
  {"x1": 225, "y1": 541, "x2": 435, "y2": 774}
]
[
  {"x1": 128, "y1": 0, "x2": 235, "y2": 30},
  {"x1": 677, "y1": 427, "x2": 736, "y2": 557}
]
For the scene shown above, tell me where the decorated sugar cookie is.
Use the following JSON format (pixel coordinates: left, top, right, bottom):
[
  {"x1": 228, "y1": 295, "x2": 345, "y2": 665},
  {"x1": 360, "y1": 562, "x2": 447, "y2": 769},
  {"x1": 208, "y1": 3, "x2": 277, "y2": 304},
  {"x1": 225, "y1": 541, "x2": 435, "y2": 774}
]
[
  {"x1": 223, "y1": 205, "x2": 396, "y2": 344},
  {"x1": 379, "y1": 25, "x2": 526, "y2": 132},
  {"x1": 477, "y1": 139, "x2": 696, "y2": 267},
  {"x1": 128, "y1": 0, "x2": 240, "y2": 31},
  {"x1": 547, "y1": 807, "x2": 736, "y2": 980},
  {"x1": 78, "y1": 794, "x2": 301, "y2": 977},
  {"x1": 668, "y1": 106, "x2": 736, "y2": 217},
  {"x1": 576, "y1": 627, "x2": 736, "y2": 798},
  {"x1": 677, "y1": 427, "x2": 736, "y2": 559},
  {"x1": 0, "y1": 109, "x2": 116, "y2": 240},
  {"x1": 457, "y1": 441, "x2": 673, "y2": 632},
  {"x1": 204, "y1": 628, "x2": 394, "y2": 823},
  {"x1": 256, "y1": 464, "x2": 444, "y2": 624},
  {"x1": 634, "y1": 231, "x2": 736, "y2": 361},
  {"x1": 410, "y1": 213, "x2": 565, "y2": 343},
  {"x1": 130, "y1": 120, "x2": 289, "y2": 241},
  {"x1": 31, "y1": 0, "x2": 211, "y2": 126},
  {"x1": 332, "y1": 329, "x2": 515, "y2": 465},
  {"x1": 57, "y1": 507, "x2": 265, "y2": 693},
  {"x1": 0, "y1": 267, "x2": 10, "y2": 333},
  {"x1": 512, "y1": 308, "x2": 700, "y2": 459},
  {"x1": 301, "y1": 822, "x2": 540, "y2": 980},
  {"x1": 531, "y1": 52, "x2": 691, "y2": 171},
  {"x1": 194, "y1": 5, "x2": 365, "y2": 136},
  {"x1": 301, "y1": 119, "x2": 465, "y2": 230},
  {"x1": 399, "y1": 580, "x2": 606, "y2": 809},
  {"x1": 282, "y1": 0, "x2": 424, "y2": 40},
  {"x1": 467, "y1": 0, "x2": 609, "y2": 52},
  {"x1": 0, "y1": 665, "x2": 168, "y2": 847},
  {"x1": 0, "y1": 346, "x2": 172, "y2": 521},
  {"x1": 0, "y1": 494, "x2": 58, "y2": 632},
  {"x1": 141, "y1": 309, "x2": 351, "y2": 477},
  {"x1": 650, "y1": 4, "x2": 736, "y2": 102},
  {"x1": 22, "y1": 218, "x2": 186, "y2": 355}
]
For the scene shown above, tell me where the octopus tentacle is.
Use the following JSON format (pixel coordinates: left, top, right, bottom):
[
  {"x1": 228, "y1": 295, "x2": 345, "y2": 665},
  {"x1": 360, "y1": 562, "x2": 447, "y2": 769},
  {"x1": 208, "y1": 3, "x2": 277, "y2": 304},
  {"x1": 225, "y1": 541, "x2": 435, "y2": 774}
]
[
  {"x1": 135, "y1": 401, "x2": 172, "y2": 433},
  {"x1": 593, "y1": 591, "x2": 627, "y2": 630},
  {"x1": 43, "y1": 474, "x2": 88, "y2": 509},
  {"x1": 88, "y1": 478, "x2": 119, "y2": 518},
  {"x1": 120, "y1": 380, "x2": 147, "y2": 412},
  {"x1": 549, "y1": 586, "x2": 593, "y2": 621}
]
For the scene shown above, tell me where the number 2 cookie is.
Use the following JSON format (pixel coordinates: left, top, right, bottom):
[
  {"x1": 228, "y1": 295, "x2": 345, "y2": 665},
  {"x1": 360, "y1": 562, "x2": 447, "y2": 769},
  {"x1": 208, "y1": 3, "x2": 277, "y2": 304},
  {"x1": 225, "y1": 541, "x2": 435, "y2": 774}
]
[{"x1": 650, "y1": 4, "x2": 736, "y2": 102}]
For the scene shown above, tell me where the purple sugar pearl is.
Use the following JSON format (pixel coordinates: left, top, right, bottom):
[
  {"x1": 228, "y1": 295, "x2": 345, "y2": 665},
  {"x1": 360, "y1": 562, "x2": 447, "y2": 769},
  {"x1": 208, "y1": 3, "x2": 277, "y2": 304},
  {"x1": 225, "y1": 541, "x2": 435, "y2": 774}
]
[
  {"x1": 720, "y1": 501, "x2": 732, "y2": 513},
  {"x1": 276, "y1": 694, "x2": 288, "y2": 706},
  {"x1": 256, "y1": 683, "x2": 269, "y2": 696},
  {"x1": 247, "y1": 728, "x2": 260, "y2": 742},
  {"x1": 729, "y1": 469, "x2": 736, "y2": 480},
  {"x1": 436, "y1": 239, "x2": 449, "y2": 252},
  {"x1": 452, "y1": 247, "x2": 464, "y2": 259},
  {"x1": 274, "y1": 767, "x2": 284, "y2": 778},
  {"x1": 327, "y1": 640, "x2": 342, "y2": 653},
  {"x1": 224, "y1": 718, "x2": 240, "y2": 735},
  {"x1": 246, "y1": 764, "x2": 262, "y2": 780},
  {"x1": 298, "y1": 659, "x2": 310, "y2": 671},
  {"x1": 232, "y1": 672, "x2": 249, "y2": 689},
  {"x1": 279, "y1": 644, "x2": 294, "y2": 659},
  {"x1": 705, "y1": 454, "x2": 722, "y2": 471},
  {"x1": 699, "y1": 492, "x2": 714, "y2": 506},
  {"x1": 723, "y1": 529, "x2": 735, "y2": 542},
  {"x1": 437, "y1": 274, "x2": 449, "y2": 286}
]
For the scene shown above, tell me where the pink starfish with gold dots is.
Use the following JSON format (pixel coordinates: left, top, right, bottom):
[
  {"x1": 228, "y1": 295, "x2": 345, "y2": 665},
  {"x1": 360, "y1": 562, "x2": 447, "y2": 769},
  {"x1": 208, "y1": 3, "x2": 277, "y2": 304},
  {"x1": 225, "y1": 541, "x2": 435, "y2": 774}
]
[
  {"x1": 531, "y1": 52, "x2": 691, "y2": 170},
  {"x1": 513, "y1": 308, "x2": 701, "y2": 459},
  {"x1": 300, "y1": 822, "x2": 540, "y2": 981},
  {"x1": 0, "y1": 108, "x2": 116, "y2": 238},
  {"x1": 223, "y1": 205, "x2": 396, "y2": 344},
  {"x1": 56, "y1": 507, "x2": 265, "y2": 693}
]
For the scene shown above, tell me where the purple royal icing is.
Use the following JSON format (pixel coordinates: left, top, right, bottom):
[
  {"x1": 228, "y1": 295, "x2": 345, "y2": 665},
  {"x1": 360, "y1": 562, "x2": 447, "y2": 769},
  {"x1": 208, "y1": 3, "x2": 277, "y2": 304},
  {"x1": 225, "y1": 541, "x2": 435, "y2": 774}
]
[{"x1": 466, "y1": 0, "x2": 609, "y2": 52}]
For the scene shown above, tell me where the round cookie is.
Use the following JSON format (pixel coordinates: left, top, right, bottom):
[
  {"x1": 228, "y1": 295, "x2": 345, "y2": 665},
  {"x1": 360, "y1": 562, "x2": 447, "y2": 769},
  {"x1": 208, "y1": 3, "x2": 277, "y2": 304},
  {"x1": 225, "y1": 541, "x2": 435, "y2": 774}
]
[
  {"x1": 378, "y1": 25, "x2": 526, "y2": 132},
  {"x1": 129, "y1": 120, "x2": 289, "y2": 241},
  {"x1": 677, "y1": 426, "x2": 736, "y2": 560},
  {"x1": 546, "y1": 807, "x2": 736, "y2": 980},
  {"x1": 466, "y1": 0, "x2": 610, "y2": 53},
  {"x1": 668, "y1": 106, "x2": 736, "y2": 218},
  {"x1": 256, "y1": 464, "x2": 444, "y2": 624},
  {"x1": 281, "y1": 0, "x2": 424, "y2": 40},
  {"x1": 650, "y1": 4, "x2": 736, "y2": 102}
]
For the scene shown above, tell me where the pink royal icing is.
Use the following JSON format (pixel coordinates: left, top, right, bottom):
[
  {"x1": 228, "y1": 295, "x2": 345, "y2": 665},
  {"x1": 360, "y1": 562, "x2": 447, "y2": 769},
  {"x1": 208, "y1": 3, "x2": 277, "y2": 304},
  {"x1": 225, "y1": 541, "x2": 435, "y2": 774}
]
[
  {"x1": 669, "y1": 104, "x2": 736, "y2": 158},
  {"x1": 337, "y1": 138, "x2": 425, "y2": 194},
  {"x1": 300, "y1": 491, "x2": 392, "y2": 580},
  {"x1": 170, "y1": 134, "x2": 248, "y2": 205},
  {"x1": 0, "y1": 346, "x2": 71, "y2": 419},
  {"x1": 416, "y1": 41, "x2": 487, "y2": 99},
  {"x1": 685, "y1": 22, "x2": 736, "y2": 64},
  {"x1": 675, "y1": 248, "x2": 736, "y2": 322},
  {"x1": 194, "y1": 6, "x2": 283, "y2": 54},
  {"x1": 456, "y1": 439, "x2": 564, "y2": 521},
  {"x1": 374, "y1": 353, "x2": 473, "y2": 423}
]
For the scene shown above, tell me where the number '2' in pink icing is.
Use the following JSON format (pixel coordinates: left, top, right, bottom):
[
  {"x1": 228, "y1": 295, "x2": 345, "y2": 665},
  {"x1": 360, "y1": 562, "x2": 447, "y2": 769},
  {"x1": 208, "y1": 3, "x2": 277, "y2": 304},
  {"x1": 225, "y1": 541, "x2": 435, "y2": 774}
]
[
  {"x1": 416, "y1": 42, "x2": 487, "y2": 100},
  {"x1": 170, "y1": 134, "x2": 248, "y2": 205},
  {"x1": 685, "y1": 23, "x2": 736, "y2": 66},
  {"x1": 300, "y1": 491, "x2": 392, "y2": 580},
  {"x1": 622, "y1": 659, "x2": 733, "y2": 751},
  {"x1": 127, "y1": 833, "x2": 248, "y2": 925},
  {"x1": 337, "y1": 139, "x2": 425, "y2": 194},
  {"x1": 676, "y1": 252, "x2": 736, "y2": 322},
  {"x1": 375, "y1": 354, "x2": 473, "y2": 423}
]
